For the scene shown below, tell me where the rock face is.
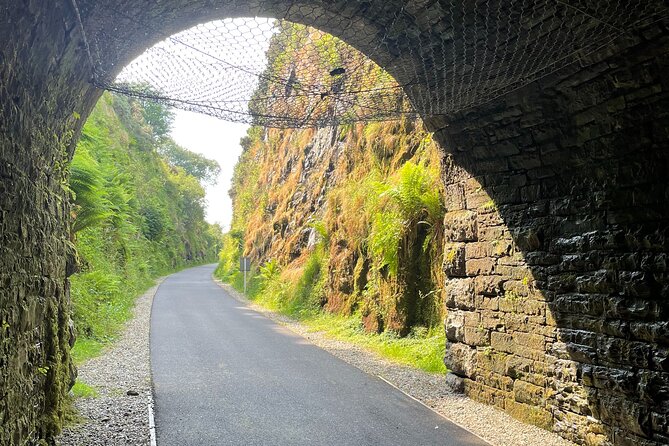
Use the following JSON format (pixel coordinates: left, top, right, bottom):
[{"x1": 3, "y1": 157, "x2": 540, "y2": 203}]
[
  {"x1": 0, "y1": 1, "x2": 667, "y2": 444},
  {"x1": 227, "y1": 121, "x2": 445, "y2": 334}
]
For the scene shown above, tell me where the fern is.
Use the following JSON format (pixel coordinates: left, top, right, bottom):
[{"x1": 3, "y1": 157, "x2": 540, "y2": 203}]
[
  {"x1": 369, "y1": 211, "x2": 404, "y2": 276},
  {"x1": 69, "y1": 149, "x2": 111, "y2": 233}
]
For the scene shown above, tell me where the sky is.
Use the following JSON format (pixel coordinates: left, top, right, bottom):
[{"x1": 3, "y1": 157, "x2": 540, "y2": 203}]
[
  {"x1": 122, "y1": 18, "x2": 275, "y2": 232},
  {"x1": 170, "y1": 109, "x2": 249, "y2": 231}
]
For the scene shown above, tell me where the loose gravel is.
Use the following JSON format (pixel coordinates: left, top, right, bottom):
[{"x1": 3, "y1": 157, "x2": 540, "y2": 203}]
[
  {"x1": 56, "y1": 279, "x2": 164, "y2": 446},
  {"x1": 218, "y1": 281, "x2": 576, "y2": 446}
]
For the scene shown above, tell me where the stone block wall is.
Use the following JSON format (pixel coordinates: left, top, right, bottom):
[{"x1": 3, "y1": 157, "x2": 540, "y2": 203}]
[{"x1": 428, "y1": 25, "x2": 669, "y2": 445}]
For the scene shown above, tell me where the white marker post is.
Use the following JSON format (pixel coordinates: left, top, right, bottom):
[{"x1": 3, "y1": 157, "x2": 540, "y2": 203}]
[{"x1": 240, "y1": 256, "x2": 251, "y2": 294}]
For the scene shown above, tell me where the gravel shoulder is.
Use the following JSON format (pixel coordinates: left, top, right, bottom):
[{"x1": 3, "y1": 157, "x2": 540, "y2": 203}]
[
  {"x1": 56, "y1": 279, "x2": 164, "y2": 446},
  {"x1": 217, "y1": 280, "x2": 576, "y2": 446}
]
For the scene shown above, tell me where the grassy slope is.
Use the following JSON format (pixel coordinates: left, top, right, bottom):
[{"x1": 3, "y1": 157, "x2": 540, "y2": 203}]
[{"x1": 69, "y1": 93, "x2": 220, "y2": 365}]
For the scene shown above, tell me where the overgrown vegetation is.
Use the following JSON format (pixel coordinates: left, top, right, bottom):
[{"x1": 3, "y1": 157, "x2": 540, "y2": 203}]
[
  {"x1": 68, "y1": 92, "x2": 222, "y2": 365},
  {"x1": 216, "y1": 25, "x2": 446, "y2": 374}
]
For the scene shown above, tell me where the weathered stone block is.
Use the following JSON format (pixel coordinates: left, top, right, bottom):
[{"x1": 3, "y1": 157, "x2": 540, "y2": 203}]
[
  {"x1": 463, "y1": 311, "x2": 482, "y2": 327},
  {"x1": 475, "y1": 294, "x2": 501, "y2": 311},
  {"x1": 596, "y1": 335, "x2": 651, "y2": 368},
  {"x1": 575, "y1": 270, "x2": 616, "y2": 294},
  {"x1": 513, "y1": 332, "x2": 546, "y2": 352},
  {"x1": 444, "y1": 277, "x2": 475, "y2": 310},
  {"x1": 491, "y1": 332, "x2": 514, "y2": 353},
  {"x1": 597, "y1": 391, "x2": 651, "y2": 437},
  {"x1": 638, "y1": 370, "x2": 669, "y2": 408},
  {"x1": 443, "y1": 210, "x2": 478, "y2": 242},
  {"x1": 514, "y1": 379, "x2": 545, "y2": 406},
  {"x1": 464, "y1": 326, "x2": 490, "y2": 346},
  {"x1": 464, "y1": 242, "x2": 492, "y2": 260},
  {"x1": 443, "y1": 242, "x2": 466, "y2": 277},
  {"x1": 629, "y1": 321, "x2": 669, "y2": 344},
  {"x1": 466, "y1": 258, "x2": 496, "y2": 276},
  {"x1": 444, "y1": 372, "x2": 465, "y2": 393},
  {"x1": 590, "y1": 366, "x2": 638, "y2": 395},
  {"x1": 444, "y1": 183, "x2": 466, "y2": 211},
  {"x1": 444, "y1": 342, "x2": 477, "y2": 378},
  {"x1": 505, "y1": 399, "x2": 553, "y2": 430},
  {"x1": 478, "y1": 369, "x2": 514, "y2": 392},
  {"x1": 445, "y1": 310, "x2": 465, "y2": 343},
  {"x1": 513, "y1": 227, "x2": 544, "y2": 252},
  {"x1": 465, "y1": 380, "x2": 509, "y2": 410},
  {"x1": 553, "y1": 293, "x2": 607, "y2": 316},
  {"x1": 607, "y1": 296, "x2": 661, "y2": 320},
  {"x1": 476, "y1": 348, "x2": 509, "y2": 375},
  {"x1": 477, "y1": 225, "x2": 509, "y2": 242}
]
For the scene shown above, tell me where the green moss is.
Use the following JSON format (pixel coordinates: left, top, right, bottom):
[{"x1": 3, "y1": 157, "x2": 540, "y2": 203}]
[
  {"x1": 71, "y1": 381, "x2": 98, "y2": 399},
  {"x1": 481, "y1": 200, "x2": 497, "y2": 212}
]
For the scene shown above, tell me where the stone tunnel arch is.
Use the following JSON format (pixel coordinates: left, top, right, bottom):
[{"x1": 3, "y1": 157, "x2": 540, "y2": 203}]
[{"x1": 0, "y1": 1, "x2": 667, "y2": 445}]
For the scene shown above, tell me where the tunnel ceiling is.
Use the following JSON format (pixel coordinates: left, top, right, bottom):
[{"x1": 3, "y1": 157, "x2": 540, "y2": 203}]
[
  {"x1": 75, "y1": 0, "x2": 668, "y2": 127},
  {"x1": 74, "y1": 0, "x2": 666, "y2": 127}
]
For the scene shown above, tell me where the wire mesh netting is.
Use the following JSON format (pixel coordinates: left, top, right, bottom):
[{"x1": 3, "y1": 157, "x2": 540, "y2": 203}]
[{"x1": 83, "y1": 1, "x2": 668, "y2": 128}]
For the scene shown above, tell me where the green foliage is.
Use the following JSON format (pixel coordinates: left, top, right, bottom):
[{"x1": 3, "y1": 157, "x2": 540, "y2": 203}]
[
  {"x1": 70, "y1": 381, "x2": 98, "y2": 399},
  {"x1": 215, "y1": 230, "x2": 244, "y2": 281},
  {"x1": 258, "y1": 259, "x2": 281, "y2": 282},
  {"x1": 68, "y1": 149, "x2": 111, "y2": 233},
  {"x1": 69, "y1": 92, "x2": 221, "y2": 362},
  {"x1": 306, "y1": 315, "x2": 446, "y2": 373},
  {"x1": 140, "y1": 100, "x2": 174, "y2": 139},
  {"x1": 388, "y1": 162, "x2": 443, "y2": 224},
  {"x1": 308, "y1": 219, "x2": 329, "y2": 246},
  {"x1": 117, "y1": 83, "x2": 175, "y2": 138},
  {"x1": 158, "y1": 139, "x2": 221, "y2": 184},
  {"x1": 140, "y1": 205, "x2": 168, "y2": 241},
  {"x1": 369, "y1": 211, "x2": 404, "y2": 276},
  {"x1": 70, "y1": 338, "x2": 104, "y2": 365}
]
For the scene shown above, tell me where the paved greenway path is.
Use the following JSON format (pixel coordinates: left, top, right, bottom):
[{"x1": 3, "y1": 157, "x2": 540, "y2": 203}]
[{"x1": 151, "y1": 265, "x2": 489, "y2": 446}]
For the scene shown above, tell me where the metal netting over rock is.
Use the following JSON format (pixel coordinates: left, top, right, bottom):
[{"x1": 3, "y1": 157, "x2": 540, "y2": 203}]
[{"x1": 82, "y1": 0, "x2": 668, "y2": 128}]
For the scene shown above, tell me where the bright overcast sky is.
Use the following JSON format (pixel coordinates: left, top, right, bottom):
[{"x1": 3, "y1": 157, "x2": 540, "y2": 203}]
[
  {"x1": 170, "y1": 109, "x2": 248, "y2": 231},
  {"x1": 122, "y1": 18, "x2": 276, "y2": 231}
]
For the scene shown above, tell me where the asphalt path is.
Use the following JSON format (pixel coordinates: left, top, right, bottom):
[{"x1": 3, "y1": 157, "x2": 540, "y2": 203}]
[{"x1": 150, "y1": 264, "x2": 488, "y2": 446}]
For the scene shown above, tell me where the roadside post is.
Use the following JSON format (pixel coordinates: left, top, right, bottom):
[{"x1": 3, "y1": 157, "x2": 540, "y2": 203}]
[{"x1": 240, "y1": 256, "x2": 251, "y2": 294}]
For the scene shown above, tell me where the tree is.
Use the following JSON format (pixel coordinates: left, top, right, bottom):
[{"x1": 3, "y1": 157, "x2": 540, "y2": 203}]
[{"x1": 158, "y1": 139, "x2": 221, "y2": 185}]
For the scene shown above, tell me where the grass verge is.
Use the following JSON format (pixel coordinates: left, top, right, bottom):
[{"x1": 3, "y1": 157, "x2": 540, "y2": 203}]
[
  {"x1": 221, "y1": 268, "x2": 446, "y2": 374},
  {"x1": 70, "y1": 381, "x2": 99, "y2": 399}
]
